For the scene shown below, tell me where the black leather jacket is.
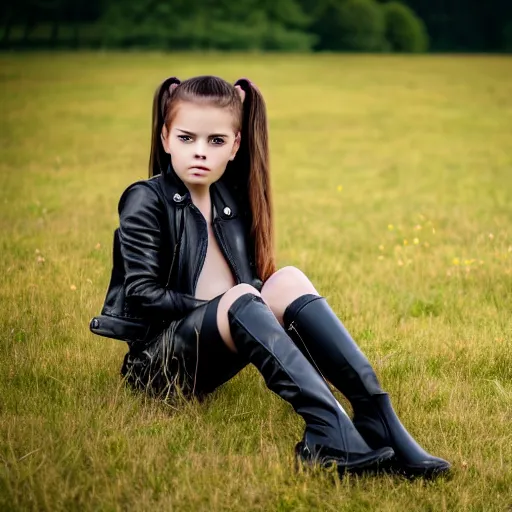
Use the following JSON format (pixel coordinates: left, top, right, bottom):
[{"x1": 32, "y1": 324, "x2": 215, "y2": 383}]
[{"x1": 90, "y1": 165, "x2": 262, "y2": 343}]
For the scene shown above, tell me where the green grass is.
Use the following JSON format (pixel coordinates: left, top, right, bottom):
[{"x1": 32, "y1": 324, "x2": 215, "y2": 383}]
[{"x1": 1, "y1": 52, "x2": 511, "y2": 511}]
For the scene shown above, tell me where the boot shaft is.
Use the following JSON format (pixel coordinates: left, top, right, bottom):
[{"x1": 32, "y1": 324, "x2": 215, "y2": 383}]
[
  {"x1": 228, "y1": 293, "x2": 372, "y2": 454},
  {"x1": 283, "y1": 293, "x2": 451, "y2": 478},
  {"x1": 284, "y1": 294, "x2": 383, "y2": 400}
]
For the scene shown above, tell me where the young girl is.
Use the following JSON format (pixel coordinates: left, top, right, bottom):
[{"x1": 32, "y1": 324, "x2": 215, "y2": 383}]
[{"x1": 91, "y1": 75, "x2": 450, "y2": 479}]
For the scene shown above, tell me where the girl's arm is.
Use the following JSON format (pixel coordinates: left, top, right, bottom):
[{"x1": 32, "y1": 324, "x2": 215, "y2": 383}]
[{"x1": 118, "y1": 182, "x2": 206, "y2": 321}]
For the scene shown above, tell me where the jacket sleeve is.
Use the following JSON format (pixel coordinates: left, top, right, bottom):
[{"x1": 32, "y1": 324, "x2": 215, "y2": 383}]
[{"x1": 118, "y1": 181, "x2": 206, "y2": 321}]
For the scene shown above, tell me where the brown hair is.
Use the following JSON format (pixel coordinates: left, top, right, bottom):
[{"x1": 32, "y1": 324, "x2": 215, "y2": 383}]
[{"x1": 148, "y1": 75, "x2": 275, "y2": 282}]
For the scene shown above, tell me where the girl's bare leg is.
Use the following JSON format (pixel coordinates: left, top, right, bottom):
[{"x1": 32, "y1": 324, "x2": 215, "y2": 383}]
[
  {"x1": 216, "y1": 283, "x2": 262, "y2": 352},
  {"x1": 261, "y1": 266, "x2": 319, "y2": 324}
]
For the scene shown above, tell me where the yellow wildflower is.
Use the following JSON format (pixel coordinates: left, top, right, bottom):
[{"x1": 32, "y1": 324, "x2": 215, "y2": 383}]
[
  {"x1": 453, "y1": 258, "x2": 460, "y2": 266},
  {"x1": 413, "y1": 238, "x2": 419, "y2": 245},
  {"x1": 388, "y1": 224, "x2": 394, "y2": 231},
  {"x1": 337, "y1": 185, "x2": 343, "y2": 192}
]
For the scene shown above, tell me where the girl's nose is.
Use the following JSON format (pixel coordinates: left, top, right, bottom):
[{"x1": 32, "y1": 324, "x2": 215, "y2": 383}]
[{"x1": 194, "y1": 140, "x2": 207, "y2": 159}]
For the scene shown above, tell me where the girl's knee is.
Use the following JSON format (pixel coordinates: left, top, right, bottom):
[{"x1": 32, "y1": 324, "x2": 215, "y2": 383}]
[
  {"x1": 221, "y1": 283, "x2": 261, "y2": 308},
  {"x1": 265, "y1": 266, "x2": 306, "y2": 286},
  {"x1": 261, "y1": 266, "x2": 315, "y2": 297},
  {"x1": 218, "y1": 283, "x2": 260, "y2": 320},
  {"x1": 217, "y1": 284, "x2": 261, "y2": 352},
  {"x1": 260, "y1": 266, "x2": 318, "y2": 323}
]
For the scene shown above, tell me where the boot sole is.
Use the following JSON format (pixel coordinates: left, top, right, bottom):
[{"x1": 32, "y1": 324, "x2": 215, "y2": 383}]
[
  {"x1": 339, "y1": 447, "x2": 396, "y2": 476},
  {"x1": 296, "y1": 445, "x2": 395, "y2": 478},
  {"x1": 385, "y1": 459, "x2": 452, "y2": 480}
]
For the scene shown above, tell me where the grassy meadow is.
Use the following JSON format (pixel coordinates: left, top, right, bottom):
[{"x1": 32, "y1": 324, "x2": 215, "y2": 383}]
[{"x1": 1, "y1": 52, "x2": 511, "y2": 511}]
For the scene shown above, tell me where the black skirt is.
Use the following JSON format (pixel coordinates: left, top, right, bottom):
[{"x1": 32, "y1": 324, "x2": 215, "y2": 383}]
[{"x1": 120, "y1": 293, "x2": 248, "y2": 399}]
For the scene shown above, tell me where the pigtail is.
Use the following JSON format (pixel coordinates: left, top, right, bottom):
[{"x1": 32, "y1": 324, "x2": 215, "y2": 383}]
[
  {"x1": 148, "y1": 76, "x2": 181, "y2": 178},
  {"x1": 234, "y1": 78, "x2": 276, "y2": 282}
]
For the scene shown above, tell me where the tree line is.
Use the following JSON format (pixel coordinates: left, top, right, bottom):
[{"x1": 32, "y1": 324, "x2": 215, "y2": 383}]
[{"x1": 1, "y1": 0, "x2": 511, "y2": 52}]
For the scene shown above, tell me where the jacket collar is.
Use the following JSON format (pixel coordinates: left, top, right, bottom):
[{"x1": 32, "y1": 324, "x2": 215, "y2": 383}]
[
  {"x1": 161, "y1": 163, "x2": 189, "y2": 200},
  {"x1": 158, "y1": 163, "x2": 237, "y2": 220}
]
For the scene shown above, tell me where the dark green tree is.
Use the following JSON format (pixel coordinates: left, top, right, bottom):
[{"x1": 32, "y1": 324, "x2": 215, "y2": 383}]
[
  {"x1": 383, "y1": 1, "x2": 428, "y2": 52},
  {"x1": 312, "y1": 0, "x2": 386, "y2": 51},
  {"x1": 501, "y1": 20, "x2": 512, "y2": 51},
  {"x1": 98, "y1": 0, "x2": 316, "y2": 50},
  {"x1": 2, "y1": 0, "x2": 511, "y2": 52}
]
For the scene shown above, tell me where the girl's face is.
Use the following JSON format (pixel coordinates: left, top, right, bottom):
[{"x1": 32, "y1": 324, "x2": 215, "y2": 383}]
[{"x1": 162, "y1": 101, "x2": 240, "y2": 191}]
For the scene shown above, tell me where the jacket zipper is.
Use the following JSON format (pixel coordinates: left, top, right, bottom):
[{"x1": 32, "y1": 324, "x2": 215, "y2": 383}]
[
  {"x1": 165, "y1": 239, "x2": 180, "y2": 288},
  {"x1": 166, "y1": 208, "x2": 185, "y2": 288},
  {"x1": 287, "y1": 321, "x2": 329, "y2": 382}
]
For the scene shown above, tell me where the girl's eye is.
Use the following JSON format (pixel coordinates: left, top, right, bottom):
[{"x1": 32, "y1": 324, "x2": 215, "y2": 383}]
[
  {"x1": 211, "y1": 137, "x2": 225, "y2": 145},
  {"x1": 177, "y1": 135, "x2": 192, "y2": 142}
]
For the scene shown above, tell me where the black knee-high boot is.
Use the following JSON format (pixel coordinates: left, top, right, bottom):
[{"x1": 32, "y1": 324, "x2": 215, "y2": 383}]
[
  {"x1": 283, "y1": 294, "x2": 451, "y2": 479},
  {"x1": 228, "y1": 293, "x2": 394, "y2": 476}
]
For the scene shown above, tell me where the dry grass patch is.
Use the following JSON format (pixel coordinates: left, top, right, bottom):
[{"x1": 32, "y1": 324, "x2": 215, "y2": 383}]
[{"x1": 1, "y1": 52, "x2": 511, "y2": 511}]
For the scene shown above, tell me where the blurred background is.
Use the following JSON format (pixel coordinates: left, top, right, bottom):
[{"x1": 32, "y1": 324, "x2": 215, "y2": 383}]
[{"x1": 1, "y1": 0, "x2": 512, "y2": 53}]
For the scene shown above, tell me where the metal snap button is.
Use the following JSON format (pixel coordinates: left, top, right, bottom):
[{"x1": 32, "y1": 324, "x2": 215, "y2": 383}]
[
  {"x1": 223, "y1": 207, "x2": 232, "y2": 216},
  {"x1": 91, "y1": 318, "x2": 100, "y2": 329},
  {"x1": 173, "y1": 193, "x2": 182, "y2": 202}
]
